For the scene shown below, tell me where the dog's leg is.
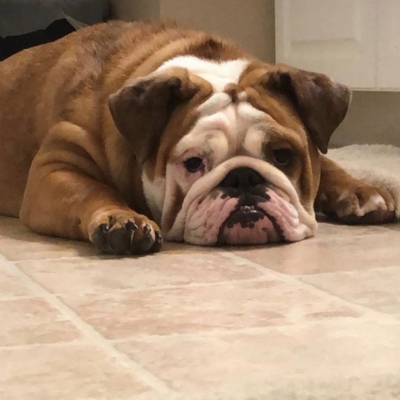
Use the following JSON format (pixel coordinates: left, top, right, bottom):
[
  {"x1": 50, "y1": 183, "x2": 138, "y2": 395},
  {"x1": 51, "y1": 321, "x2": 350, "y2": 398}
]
[
  {"x1": 19, "y1": 122, "x2": 162, "y2": 254},
  {"x1": 315, "y1": 155, "x2": 396, "y2": 224}
]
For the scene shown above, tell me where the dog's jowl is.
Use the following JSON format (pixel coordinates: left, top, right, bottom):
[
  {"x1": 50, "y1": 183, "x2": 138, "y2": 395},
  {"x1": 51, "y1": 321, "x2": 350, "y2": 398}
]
[{"x1": 0, "y1": 21, "x2": 395, "y2": 254}]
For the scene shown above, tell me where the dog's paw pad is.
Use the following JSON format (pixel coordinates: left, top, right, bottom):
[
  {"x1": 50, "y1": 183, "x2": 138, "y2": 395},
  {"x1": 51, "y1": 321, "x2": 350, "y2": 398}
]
[{"x1": 89, "y1": 212, "x2": 162, "y2": 255}]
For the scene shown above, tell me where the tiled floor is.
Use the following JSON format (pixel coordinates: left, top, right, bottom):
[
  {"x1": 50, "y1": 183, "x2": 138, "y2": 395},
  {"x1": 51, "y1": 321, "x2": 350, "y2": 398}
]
[{"x1": 1, "y1": 216, "x2": 400, "y2": 400}]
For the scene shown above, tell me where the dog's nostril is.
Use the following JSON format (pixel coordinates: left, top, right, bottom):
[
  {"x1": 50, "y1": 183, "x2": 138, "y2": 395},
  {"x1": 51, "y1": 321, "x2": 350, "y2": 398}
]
[{"x1": 220, "y1": 167, "x2": 265, "y2": 189}]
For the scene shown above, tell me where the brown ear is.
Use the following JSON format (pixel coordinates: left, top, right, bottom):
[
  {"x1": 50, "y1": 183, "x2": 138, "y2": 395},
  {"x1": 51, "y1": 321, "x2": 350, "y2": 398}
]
[
  {"x1": 108, "y1": 69, "x2": 199, "y2": 163},
  {"x1": 263, "y1": 65, "x2": 351, "y2": 154}
]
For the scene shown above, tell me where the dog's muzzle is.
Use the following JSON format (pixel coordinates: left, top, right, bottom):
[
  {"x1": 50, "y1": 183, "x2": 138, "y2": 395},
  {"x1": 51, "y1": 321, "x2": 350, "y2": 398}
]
[
  {"x1": 216, "y1": 167, "x2": 286, "y2": 244},
  {"x1": 167, "y1": 155, "x2": 317, "y2": 246}
]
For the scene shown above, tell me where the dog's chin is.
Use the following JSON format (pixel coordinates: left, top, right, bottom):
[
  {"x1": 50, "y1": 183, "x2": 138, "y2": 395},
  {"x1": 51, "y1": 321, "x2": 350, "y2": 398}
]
[{"x1": 218, "y1": 206, "x2": 282, "y2": 245}]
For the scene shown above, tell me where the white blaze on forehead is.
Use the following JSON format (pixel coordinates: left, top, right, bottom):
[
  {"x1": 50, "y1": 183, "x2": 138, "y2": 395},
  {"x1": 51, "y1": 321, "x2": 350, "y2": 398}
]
[
  {"x1": 175, "y1": 99, "x2": 270, "y2": 162},
  {"x1": 197, "y1": 92, "x2": 231, "y2": 116},
  {"x1": 157, "y1": 55, "x2": 269, "y2": 159},
  {"x1": 156, "y1": 56, "x2": 249, "y2": 92}
]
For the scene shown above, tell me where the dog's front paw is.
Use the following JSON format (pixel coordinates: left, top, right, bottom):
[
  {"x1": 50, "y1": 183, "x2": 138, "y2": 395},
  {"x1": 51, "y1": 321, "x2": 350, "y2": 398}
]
[
  {"x1": 316, "y1": 180, "x2": 396, "y2": 225},
  {"x1": 88, "y1": 210, "x2": 162, "y2": 255}
]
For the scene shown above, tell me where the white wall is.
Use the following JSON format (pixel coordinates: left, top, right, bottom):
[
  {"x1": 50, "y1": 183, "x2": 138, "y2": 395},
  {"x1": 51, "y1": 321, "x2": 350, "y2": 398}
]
[
  {"x1": 110, "y1": 0, "x2": 400, "y2": 148},
  {"x1": 110, "y1": 0, "x2": 275, "y2": 62},
  {"x1": 110, "y1": 0, "x2": 160, "y2": 22},
  {"x1": 332, "y1": 92, "x2": 400, "y2": 147},
  {"x1": 159, "y1": 0, "x2": 275, "y2": 63}
]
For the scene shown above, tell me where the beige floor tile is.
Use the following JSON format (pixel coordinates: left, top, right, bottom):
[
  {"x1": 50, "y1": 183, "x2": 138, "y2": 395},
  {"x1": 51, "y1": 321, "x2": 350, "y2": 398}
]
[
  {"x1": 0, "y1": 345, "x2": 153, "y2": 400},
  {"x1": 0, "y1": 298, "x2": 81, "y2": 346},
  {"x1": 60, "y1": 279, "x2": 360, "y2": 339},
  {"x1": 0, "y1": 263, "x2": 34, "y2": 298},
  {"x1": 18, "y1": 252, "x2": 263, "y2": 294},
  {"x1": 315, "y1": 221, "x2": 394, "y2": 237},
  {"x1": 301, "y1": 266, "x2": 400, "y2": 314},
  {"x1": 116, "y1": 319, "x2": 400, "y2": 399},
  {"x1": 0, "y1": 217, "x2": 96, "y2": 261},
  {"x1": 2, "y1": 216, "x2": 400, "y2": 399},
  {"x1": 233, "y1": 223, "x2": 400, "y2": 275}
]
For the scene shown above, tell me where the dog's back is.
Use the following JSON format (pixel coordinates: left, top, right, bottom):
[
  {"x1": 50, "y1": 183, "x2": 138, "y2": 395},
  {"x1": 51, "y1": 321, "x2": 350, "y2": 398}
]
[
  {"x1": 0, "y1": 22, "x2": 118, "y2": 214},
  {"x1": 0, "y1": 21, "x2": 202, "y2": 215}
]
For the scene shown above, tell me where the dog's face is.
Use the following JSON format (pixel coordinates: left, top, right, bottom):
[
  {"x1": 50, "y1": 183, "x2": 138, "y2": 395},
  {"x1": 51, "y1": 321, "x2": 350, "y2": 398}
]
[{"x1": 109, "y1": 58, "x2": 351, "y2": 246}]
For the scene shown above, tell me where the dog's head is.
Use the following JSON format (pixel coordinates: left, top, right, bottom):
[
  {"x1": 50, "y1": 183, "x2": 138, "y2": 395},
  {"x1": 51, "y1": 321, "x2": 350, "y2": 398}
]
[{"x1": 109, "y1": 58, "x2": 351, "y2": 245}]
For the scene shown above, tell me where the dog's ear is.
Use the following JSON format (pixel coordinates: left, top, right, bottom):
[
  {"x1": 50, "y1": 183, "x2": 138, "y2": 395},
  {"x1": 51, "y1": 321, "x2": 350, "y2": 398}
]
[
  {"x1": 262, "y1": 65, "x2": 351, "y2": 154},
  {"x1": 109, "y1": 68, "x2": 199, "y2": 164}
]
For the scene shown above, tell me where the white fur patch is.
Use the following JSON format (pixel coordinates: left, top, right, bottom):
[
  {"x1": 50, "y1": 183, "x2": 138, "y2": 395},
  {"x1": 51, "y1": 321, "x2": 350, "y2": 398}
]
[
  {"x1": 197, "y1": 93, "x2": 231, "y2": 116},
  {"x1": 142, "y1": 174, "x2": 165, "y2": 224},
  {"x1": 358, "y1": 194, "x2": 387, "y2": 216},
  {"x1": 174, "y1": 101, "x2": 271, "y2": 162},
  {"x1": 243, "y1": 127, "x2": 269, "y2": 158},
  {"x1": 156, "y1": 56, "x2": 249, "y2": 92}
]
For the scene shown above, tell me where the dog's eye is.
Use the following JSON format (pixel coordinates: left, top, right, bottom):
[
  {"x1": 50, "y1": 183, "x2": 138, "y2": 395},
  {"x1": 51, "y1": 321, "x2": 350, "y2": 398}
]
[
  {"x1": 272, "y1": 148, "x2": 293, "y2": 167},
  {"x1": 184, "y1": 157, "x2": 204, "y2": 173}
]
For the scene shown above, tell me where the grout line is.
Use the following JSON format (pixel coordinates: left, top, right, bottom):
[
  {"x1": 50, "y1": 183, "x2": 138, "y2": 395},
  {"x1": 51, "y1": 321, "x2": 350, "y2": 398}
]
[
  {"x1": 25, "y1": 276, "x2": 271, "y2": 297},
  {"x1": 12, "y1": 255, "x2": 106, "y2": 263},
  {"x1": 220, "y1": 251, "x2": 277, "y2": 276},
  {"x1": 11, "y1": 249, "x2": 276, "y2": 295},
  {"x1": 0, "y1": 294, "x2": 44, "y2": 301},
  {"x1": 297, "y1": 278, "x2": 400, "y2": 320},
  {"x1": 0, "y1": 339, "x2": 89, "y2": 351},
  {"x1": 220, "y1": 251, "x2": 400, "y2": 324},
  {"x1": 293, "y1": 264, "x2": 400, "y2": 277},
  {"x1": 109, "y1": 317, "x2": 368, "y2": 343},
  {"x1": 0, "y1": 254, "x2": 175, "y2": 395}
]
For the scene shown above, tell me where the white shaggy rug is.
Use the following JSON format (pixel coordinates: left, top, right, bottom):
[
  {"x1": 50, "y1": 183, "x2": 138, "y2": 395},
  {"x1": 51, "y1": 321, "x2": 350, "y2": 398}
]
[{"x1": 328, "y1": 144, "x2": 400, "y2": 219}]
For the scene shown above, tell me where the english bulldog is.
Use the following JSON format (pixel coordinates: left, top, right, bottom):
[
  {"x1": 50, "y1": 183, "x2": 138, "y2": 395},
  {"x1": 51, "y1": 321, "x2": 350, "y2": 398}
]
[{"x1": 0, "y1": 21, "x2": 395, "y2": 254}]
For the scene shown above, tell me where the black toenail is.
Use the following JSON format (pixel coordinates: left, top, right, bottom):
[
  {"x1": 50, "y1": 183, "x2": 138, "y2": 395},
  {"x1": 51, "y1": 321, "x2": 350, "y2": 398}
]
[
  {"x1": 143, "y1": 224, "x2": 152, "y2": 235},
  {"x1": 150, "y1": 231, "x2": 163, "y2": 253},
  {"x1": 99, "y1": 223, "x2": 109, "y2": 233},
  {"x1": 126, "y1": 221, "x2": 138, "y2": 231},
  {"x1": 155, "y1": 231, "x2": 162, "y2": 242}
]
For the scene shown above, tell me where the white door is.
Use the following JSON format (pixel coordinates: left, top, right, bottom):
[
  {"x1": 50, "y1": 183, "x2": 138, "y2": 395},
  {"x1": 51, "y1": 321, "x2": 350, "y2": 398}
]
[
  {"x1": 275, "y1": 0, "x2": 377, "y2": 89},
  {"x1": 377, "y1": 0, "x2": 400, "y2": 90}
]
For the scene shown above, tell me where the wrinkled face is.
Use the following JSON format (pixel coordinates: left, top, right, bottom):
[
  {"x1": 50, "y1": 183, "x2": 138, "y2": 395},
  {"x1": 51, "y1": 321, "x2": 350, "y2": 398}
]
[{"x1": 141, "y1": 58, "x2": 322, "y2": 246}]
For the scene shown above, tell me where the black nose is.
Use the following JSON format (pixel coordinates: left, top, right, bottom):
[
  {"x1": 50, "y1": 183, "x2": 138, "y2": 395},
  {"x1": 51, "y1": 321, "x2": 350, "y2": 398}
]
[{"x1": 219, "y1": 167, "x2": 265, "y2": 189}]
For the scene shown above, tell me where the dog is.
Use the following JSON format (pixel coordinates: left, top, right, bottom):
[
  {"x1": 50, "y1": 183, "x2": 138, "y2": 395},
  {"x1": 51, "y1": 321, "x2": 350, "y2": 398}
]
[{"x1": 0, "y1": 21, "x2": 395, "y2": 254}]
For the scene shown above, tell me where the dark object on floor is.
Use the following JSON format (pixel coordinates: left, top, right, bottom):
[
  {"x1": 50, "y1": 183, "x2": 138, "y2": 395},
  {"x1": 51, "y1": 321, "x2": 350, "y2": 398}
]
[
  {"x1": 0, "y1": 0, "x2": 109, "y2": 61},
  {"x1": 0, "y1": 19, "x2": 75, "y2": 61}
]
